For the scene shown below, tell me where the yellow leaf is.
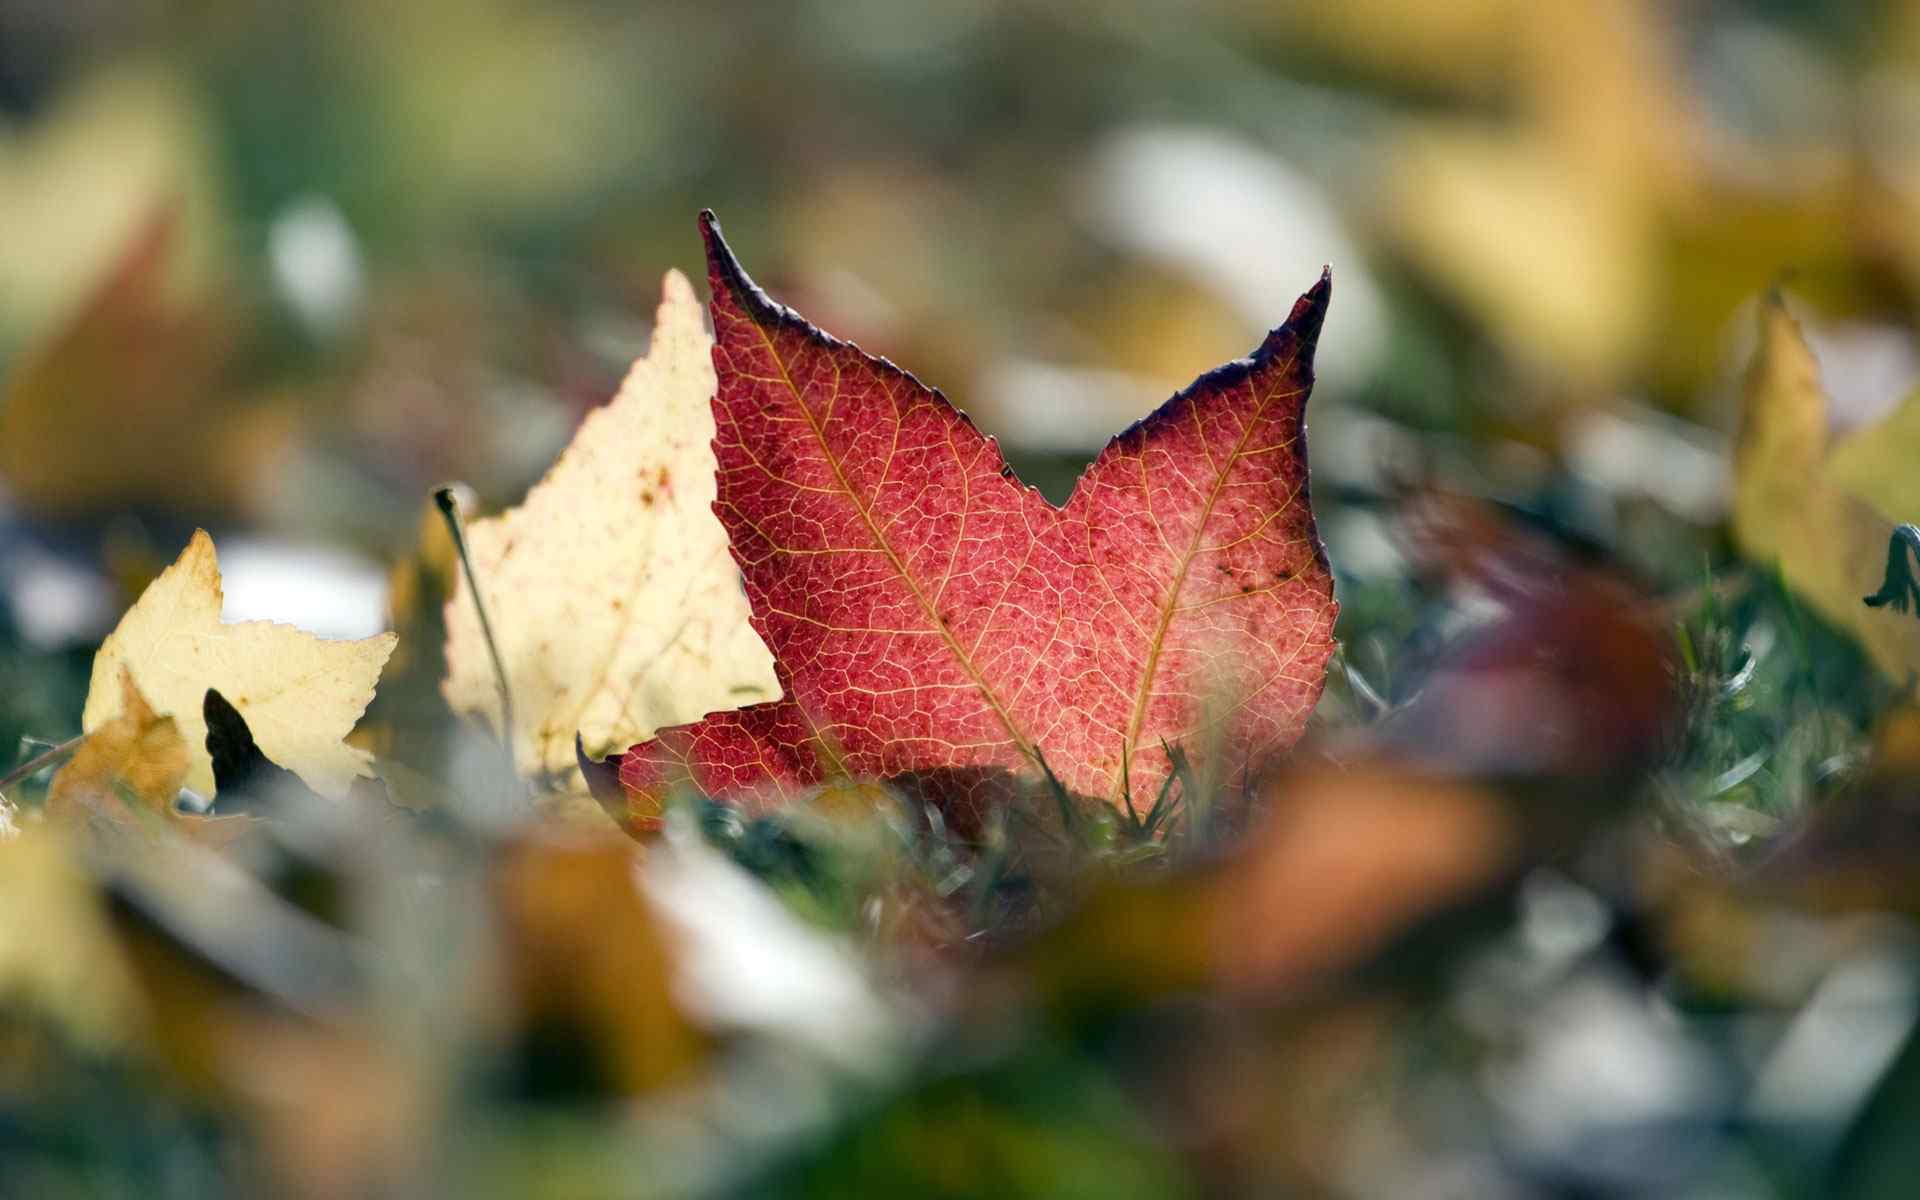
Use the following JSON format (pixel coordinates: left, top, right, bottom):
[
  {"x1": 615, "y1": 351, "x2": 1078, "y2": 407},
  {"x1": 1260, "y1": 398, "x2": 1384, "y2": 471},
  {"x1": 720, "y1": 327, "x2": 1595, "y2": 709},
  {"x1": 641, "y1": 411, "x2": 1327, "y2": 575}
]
[
  {"x1": 1826, "y1": 391, "x2": 1920, "y2": 529},
  {"x1": 1245, "y1": 0, "x2": 1518, "y2": 95},
  {"x1": 1375, "y1": 0, "x2": 1701, "y2": 390},
  {"x1": 0, "y1": 59, "x2": 224, "y2": 336},
  {"x1": 84, "y1": 531, "x2": 397, "y2": 797},
  {"x1": 0, "y1": 210, "x2": 271, "y2": 517},
  {"x1": 1386, "y1": 127, "x2": 1654, "y2": 383},
  {"x1": 443, "y1": 270, "x2": 779, "y2": 782},
  {"x1": 48, "y1": 670, "x2": 259, "y2": 849},
  {"x1": 1732, "y1": 297, "x2": 1920, "y2": 681},
  {"x1": 0, "y1": 828, "x2": 141, "y2": 1049}
]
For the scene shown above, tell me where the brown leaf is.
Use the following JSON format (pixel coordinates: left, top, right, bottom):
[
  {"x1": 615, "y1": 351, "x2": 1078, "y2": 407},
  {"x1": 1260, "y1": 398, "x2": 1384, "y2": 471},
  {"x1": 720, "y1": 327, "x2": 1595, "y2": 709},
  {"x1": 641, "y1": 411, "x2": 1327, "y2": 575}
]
[
  {"x1": 0, "y1": 208, "x2": 278, "y2": 516},
  {"x1": 49, "y1": 669, "x2": 258, "y2": 848},
  {"x1": 491, "y1": 832, "x2": 709, "y2": 1096}
]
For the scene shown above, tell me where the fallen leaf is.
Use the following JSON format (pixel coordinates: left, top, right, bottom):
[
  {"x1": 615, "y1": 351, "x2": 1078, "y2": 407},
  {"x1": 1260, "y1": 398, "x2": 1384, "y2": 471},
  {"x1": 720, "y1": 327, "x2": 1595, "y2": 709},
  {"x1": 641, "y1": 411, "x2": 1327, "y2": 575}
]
[
  {"x1": 1732, "y1": 297, "x2": 1920, "y2": 681},
  {"x1": 615, "y1": 214, "x2": 1337, "y2": 823},
  {"x1": 442, "y1": 269, "x2": 779, "y2": 782},
  {"x1": 1013, "y1": 765, "x2": 1515, "y2": 1009},
  {"x1": 1827, "y1": 395, "x2": 1920, "y2": 531},
  {"x1": 51, "y1": 670, "x2": 192, "y2": 827},
  {"x1": 1389, "y1": 494, "x2": 1676, "y2": 777},
  {"x1": 50, "y1": 670, "x2": 255, "y2": 848},
  {"x1": 1216, "y1": 766, "x2": 1515, "y2": 993},
  {"x1": 1375, "y1": 0, "x2": 1704, "y2": 391},
  {"x1": 214, "y1": 1014, "x2": 424, "y2": 1200},
  {"x1": 84, "y1": 531, "x2": 397, "y2": 798},
  {"x1": 1386, "y1": 126, "x2": 1654, "y2": 383},
  {"x1": 1247, "y1": 0, "x2": 1518, "y2": 96},
  {"x1": 0, "y1": 208, "x2": 268, "y2": 517},
  {"x1": 491, "y1": 831, "x2": 709, "y2": 1096},
  {"x1": 0, "y1": 60, "x2": 225, "y2": 335},
  {"x1": 0, "y1": 828, "x2": 141, "y2": 1050}
]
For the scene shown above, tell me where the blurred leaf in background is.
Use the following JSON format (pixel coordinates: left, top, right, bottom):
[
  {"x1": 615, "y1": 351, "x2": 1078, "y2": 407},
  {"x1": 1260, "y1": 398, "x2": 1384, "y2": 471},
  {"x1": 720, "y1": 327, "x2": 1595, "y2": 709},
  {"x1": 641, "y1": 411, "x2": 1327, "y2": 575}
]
[{"x1": 1734, "y1": 294, "x2": 1920, "y2": 682}]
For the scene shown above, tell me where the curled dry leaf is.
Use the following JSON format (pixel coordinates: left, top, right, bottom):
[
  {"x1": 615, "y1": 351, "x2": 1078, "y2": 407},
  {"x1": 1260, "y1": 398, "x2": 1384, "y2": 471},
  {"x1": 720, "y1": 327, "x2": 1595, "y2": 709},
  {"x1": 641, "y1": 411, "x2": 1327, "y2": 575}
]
[
  {"x1": 51, "y1": 670, "x2": 255, "y2": 848},
  {"x1": 84, "y1": 531, "x2": 396, "y2": 798},
  {"x1": 442, "y1": 270, "x2": 779, "y2": 784},
  {"x1": 613, "y1": 214, "x2": 1338, "y2": 826},
  {"x1": 52, "y1": 670, "x2": 190, "y2": 825}
]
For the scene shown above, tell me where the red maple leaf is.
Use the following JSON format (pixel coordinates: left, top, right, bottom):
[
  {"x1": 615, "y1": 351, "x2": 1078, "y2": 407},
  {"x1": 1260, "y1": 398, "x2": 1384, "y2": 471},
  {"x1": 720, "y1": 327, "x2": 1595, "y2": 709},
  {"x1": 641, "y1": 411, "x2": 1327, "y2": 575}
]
[{"x1": 605, "y1": 213, "x2": 1337, "y2": 829}]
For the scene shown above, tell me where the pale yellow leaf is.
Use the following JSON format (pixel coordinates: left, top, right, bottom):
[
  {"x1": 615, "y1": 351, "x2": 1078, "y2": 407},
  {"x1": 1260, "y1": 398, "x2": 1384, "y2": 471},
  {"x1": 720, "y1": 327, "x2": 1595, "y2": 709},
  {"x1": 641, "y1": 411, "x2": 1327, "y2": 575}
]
[
  {"x1": 1827, "y1": 392, "x2": 1920, "y2": 529},
  {"x1": 84, "y1": 531, "x2": 397, "y2": 797},
  {"x1": 443, "y1": 269, "x2": 779, "y2": 782},
  {"x1": 1386, "y1": 127, "x2": 1654, "y2": 382},
  {"x1": 1733, "y1": 297, "x2": 1920, "y2": 681},
  {"x1": 1375, "y1": 0, "x2": 1700, "y2": 389},
  {"x1": 0, "y1": 60, "x2": 224, "y2": 336}
]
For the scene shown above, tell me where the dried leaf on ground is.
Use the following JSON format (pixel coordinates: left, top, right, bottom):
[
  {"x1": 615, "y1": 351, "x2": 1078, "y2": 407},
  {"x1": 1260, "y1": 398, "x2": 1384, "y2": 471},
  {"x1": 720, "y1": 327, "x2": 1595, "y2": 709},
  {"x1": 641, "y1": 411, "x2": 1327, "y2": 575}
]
[
  {"x1": 51, "y1": 670, "x2": 254, "y2": 847},
  {"x1": 1733, "y1": 297, "x2": 1920, "y2": 681},
  {"x1": 443, "y1": 270, "x2": 779, "y2": 784},
  {"x1": 0, "y1": 61, "x2": 225, "y2": 334},
  {"x1": 615, "y1": 214, "x2": 1337, "y2": 825},
  {"x1": 0, "y1": 829, "x2": 141, "y2": 1049},
  {"x1": 84, "y1": 531, "x2": 396, "y2": 797},
  {"x1": 492, "y1": 832, "x2": 709, "y2": 1095},
  {"x1": 1378, "y1": 0, "x2": 1701, "y2": 389},
  {"x1": 52, "y1": 670, "x2": 190, "y2": 826},
  {"x1": 0, "y1": 208, "x2": 283, "y2": 517},
  {"x1": 1016, "y1": 766, "x2": 1515, "y2": 1008}
]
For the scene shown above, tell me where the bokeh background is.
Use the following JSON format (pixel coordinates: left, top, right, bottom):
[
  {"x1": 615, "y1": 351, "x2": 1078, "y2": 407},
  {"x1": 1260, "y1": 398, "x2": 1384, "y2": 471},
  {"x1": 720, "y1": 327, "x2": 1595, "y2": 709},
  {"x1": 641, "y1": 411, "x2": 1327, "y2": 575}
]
[{"x1": 11, "y1": 2, "x2": 1920, "y2": 1197}]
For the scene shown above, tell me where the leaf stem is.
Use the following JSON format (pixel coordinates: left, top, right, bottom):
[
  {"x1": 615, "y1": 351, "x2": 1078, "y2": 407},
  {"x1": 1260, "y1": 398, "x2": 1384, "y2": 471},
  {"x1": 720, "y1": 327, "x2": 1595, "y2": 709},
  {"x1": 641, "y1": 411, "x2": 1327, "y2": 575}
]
[
  {"x1": 0, "y1": 734, "x2": 84, "y2": 796},
  {"x1": 436, "y1": 485, "x2": 517, "y2": 750}
]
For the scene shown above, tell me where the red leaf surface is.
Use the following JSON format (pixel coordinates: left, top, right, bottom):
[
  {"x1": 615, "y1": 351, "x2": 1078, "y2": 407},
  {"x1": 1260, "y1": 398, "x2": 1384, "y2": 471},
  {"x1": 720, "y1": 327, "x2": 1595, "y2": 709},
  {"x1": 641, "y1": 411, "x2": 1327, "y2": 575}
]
[{"x1": 613, "y1": 213, "x2": 1337, "y2": 824}]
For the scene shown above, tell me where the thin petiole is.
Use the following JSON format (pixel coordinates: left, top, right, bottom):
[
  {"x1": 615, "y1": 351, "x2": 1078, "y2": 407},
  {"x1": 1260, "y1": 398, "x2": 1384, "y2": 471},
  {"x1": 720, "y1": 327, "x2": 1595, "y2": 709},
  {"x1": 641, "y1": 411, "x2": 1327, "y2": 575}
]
[
  {"x1": 436, "y1": 485, "x2": 517, "y2": 750},
  {"x1": 0, "y1": 733, "x2": 84, "y2": 798}
]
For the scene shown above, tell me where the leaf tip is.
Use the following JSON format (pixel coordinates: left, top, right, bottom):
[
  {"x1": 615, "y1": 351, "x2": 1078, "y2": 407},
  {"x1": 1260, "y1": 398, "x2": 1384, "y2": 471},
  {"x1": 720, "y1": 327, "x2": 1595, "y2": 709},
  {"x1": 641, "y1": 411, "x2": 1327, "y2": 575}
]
[
  {"x1": 699, "y1": 209, "x2": 756, "y2": 311},
  {"x1": 369, "y1": 629, "x2": 400, "y2": 665},
  {"x1": 181, "y1": 527, "x2": 219, "y2": 577},
  {"x1": 659, "y1": 266, "x2": 698, "y2": 312},
  {"x1": 577, "y1": 734, "x2": 633, "y2": 831},
  {"x1": 1292, "y1": 268, "x2": 1333, "y2": 343},
  {"x1": 1244, "y1": 270, "x2": 1334, "y2": 378}
]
